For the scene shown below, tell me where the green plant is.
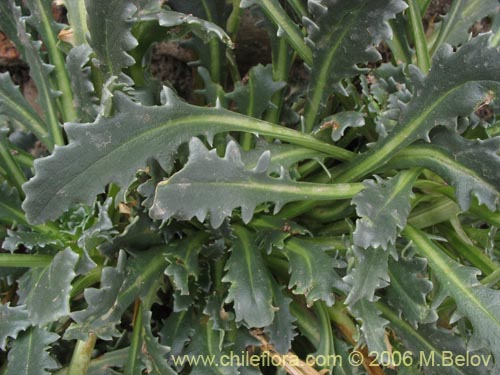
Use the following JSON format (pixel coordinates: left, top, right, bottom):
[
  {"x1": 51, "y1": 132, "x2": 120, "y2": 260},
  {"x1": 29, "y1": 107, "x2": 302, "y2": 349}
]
[{"x1": 1, "y1": 0, "x2": 500, "y2": 374}]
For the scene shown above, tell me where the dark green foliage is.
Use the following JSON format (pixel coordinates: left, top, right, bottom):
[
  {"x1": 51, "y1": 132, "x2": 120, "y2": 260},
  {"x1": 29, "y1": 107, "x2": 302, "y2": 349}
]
[{"x1": 1, "y1": 0, "x2": 499, "y2": 374}]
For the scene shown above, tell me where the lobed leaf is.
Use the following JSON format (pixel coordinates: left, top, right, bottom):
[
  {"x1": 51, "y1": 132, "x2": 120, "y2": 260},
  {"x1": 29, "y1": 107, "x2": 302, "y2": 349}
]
[
  {"x1": 139, "y1": 309, "x2": 177, "y2": 375},
  {"x1": 316, "y1": 111, "x2": 365, "y2": 142},
  {"x1": 338, "y1": 34, "x2": 500, "y2": 182},
  {"x1": 65, "y1": 249, "x2": 167, "y2": 340},
  {"x1": 391, "y1": 129, "x2": 500, "y2": 211},
  {"x1": 0, "y1": 73, "x2": 48, "y2": 143},
  {"x1": 157, "y1": 10, "x2": 233, "y2": 47},
  {"x1": 5, "y1": 326, "x2": 59, "y2": 375},
  {"x1": 0, "y1": 303, "x2": 30, "y2": 350},
  {"x1": 165, "y1": 233, "x2": 208, "y2": 295},
  {"x1": 302, "y1": 0, "x2": 407, "y2": 130},
  {"x1": 283, "y1": 238, "x2": 344, "y2": 307},
  {"x1": 405, "y1": 226, "x2": 500, "y2": 367},
  {"x1": 432, "y1": 0, "x2": 500, "y2": 51},
  {"x1": 222, "y1": 226, "x2": 275, "y2": 328},
  {"x1": 264, "y1": 280, "x2": 297, "y2": 353},
  {"x1": 85, "y1": 0, "x2": 138, "y2": 75},
  {"x1": 0, "y1": 181, "x2": 26, "y2": 225},
  {"x1": 386, "y1": 256, "x2": 437, "y2": 326},
  {"x1": 66, "y1": 45, "x2": 99, "y2": 122},
  {"x1": 151, "y1": 138, "x2": 362, "y2": 227},
  {"x1": 344, "y1": 246, "x2": 389, "y2": 306},
  {"x1": 352, "y1": 170, "x2": 418, "y2": 250},
  {"x1": 2, "y1": 229, "x2": 62, "y2": 253},
  {"x1": 348, "y1": 299, "x2": 390, "y2": 361},
  {"x1": 160, "y1": 310, "x2": 194, "y2": 357},
  {"x1": 226, "y1": 64, "x2": 285, "y2": 118},
  {"x1": 184, "y1": 318, "x2": 239, "y2": 375},
  {"x1": 17, "y1": 248, "x2": 79, "y2": 325},
  {"x1": 22, "y1": 87, "x2": 352, "y2": 225},
  {"x1": 395, "y1": 322, "x2": 491, "y2": 374}
]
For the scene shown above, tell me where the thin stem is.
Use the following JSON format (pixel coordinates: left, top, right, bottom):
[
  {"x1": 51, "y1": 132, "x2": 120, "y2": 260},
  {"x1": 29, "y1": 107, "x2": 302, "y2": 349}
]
[
  {"x1": 328, "y1": 303, "x2": 357, "y2": 345},
  {"x1": 387, "y1": 18, "x2": 412, "y2": 64},
  {"x1": 124, "y1": 301, "x2": 143, "y2": 375},
  {"x1": 417, "y1": 0, "x2": 432, "y2": 15},
  {"x1": 408, "y1": 0, "x2": 431, "y2": 73},
  {"x1": 482, "y1": 268, "x2": 500, "y2": 286},
  {"x1": 285, "y1": 0, "x2": 309, "y2": 19},
  {"x1": 201, "y1": 0, "x2": 221, "y2": 83},
  {"x1": 226, "y1": 0, "x2": 242, "y2": 39},
  {"x1": 256, "y1": 0, "x2": 312, "y2": 65},
  {"x1": 289, "y1": 302, "x2": 320, "y2": 346},
  {"x1": 0, "y1": 254, "x2": 52, "y2": 268},
  {"x1": 439, "y1": 224, "x2": 497, "y2": 275},
  {"x1": 64, "y1": 0, "x2": 89, "y2": 46},
  {"x1": 71, "y1": 266, "x2": 103, "y2": 298},
  {"x1": 313, "y1": 301, "x2": 335, "y2": 371},
  {"x1": 0, "y1": 135, "x2": 26, "y2": 195},
  {"x1": 407, "y1": 198, "x2": 459, "y2": 229},
  {"x1": 264, "y1": 37, "x2": 290, "y2": 125},
  {"x1": 67, "y1": 333, "x2": 97, "y2": 375},
  {"x1": 33, "y1": 0, "x2": 77, "y2": 123},
  {"x1": 429, "y1": 0, "x2": 461, "y2": 55}
]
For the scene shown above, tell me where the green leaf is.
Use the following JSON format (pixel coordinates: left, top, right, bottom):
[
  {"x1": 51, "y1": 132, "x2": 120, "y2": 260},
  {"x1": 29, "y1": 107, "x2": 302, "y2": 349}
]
[
  {"x1": 241, "y1": 0, "x2": 312, "y2": 65},
  {"x1": 5, "y1": 326, "x2": 59, "y2": 375},
  {"x1": 302, "y1": 0, "x2": 407, "y2": 131},
  {"x1": 139, "y1": 309, "x2": 177, "y2": 375},
  {"x1": 0, "y1": 303, "x2": 30, "y2": 350},
  {"x1": 151, "y1": 138, "x2": 362, "y2": 227},
  {"x1": 64, "y1": 0, "x2": 89, "y2": 46},
  {"x1": 348, "y1": 299, "x2": 390, "y2": 360},
  {"x1": 378, "y1": 302, "x2": 492, "y2": 375},
  {"x1": 344, "y1": 246, "x2": 389, "y2": 306},
  {"x1": 157, "y1": 10, "x2": 233, "y2": 47},
  {"x1": 77, "y1": 198, "x2": 116, "y2": 254},
  {"x1": 24, "y1": 0, "x2": 77, "y2": 122},
  {"x1": 17, "y1": 248, "x2": 79, "y2": 325},
  {"x1": 337, "y1": 34, "x2": 500, "y2": 182},
  {"x1": 431, "y1": 0, "x2": 499, "y2": 53},
  {"x1": 226, "y1": 64, "x2": 285, "y2": 118},
  {"x1": 65, "y1": 249, "x2": 167, "y2": 340},
  {"x1": 66, "y1": 45, "x2": 99, "y2": 122},
  {"x1": 98, "y1": 213, "x2": 164, "y2": 255},
  {"x1": 404, "y1": 225, "x2": 500, "y2": 365},
  {"x1": 196, "y1": 66, "x2": 227, "y2": 107},
  {"x1": 352, "y1": 170, "x2": 418, "y2": 250},
  {"x1": 85, "y1": 0, "x2": 138, "y2": 75},
  {"x1": 315, "y1": 111, "x2": 365, "y2": 142},
  {"x1": 264, "y1": 279, "x2": 296, "y2": 353},
  {"x1": 283, "y1": 238, "x2": 344, "y2": 307},
  {"x1": 0, "y1": 73, "x2": 48, "y2": 143},
  {"x1": 222, "y1": 226, "x2": 275, "y2": 328},
  {"x1": 386, "y1": 256, "x2": 437, "y2": 326},
  {"x1": 184, "y1": 318, "x2": 239, "y2": 375},
  {"x1": 241, "y1": 139, "x2": 327, "y2": 175},
  {"x1": 2, "y1": 229, "x2": 62, "y2": 253},
  {"x1": 392, "y1": 130, "x2": 500, "y2": 211},
  {"x1": 165, "y1": 233, "x2": 208, "y2": 295},
  {"x1": 0, "y1": 181, "x2": 26, "y2": 225},
  {"x1": 252, "y1": 216, "x2": 310, "y2": 253},
  {"x1": 22, "y1": 87, "x2": 353, "y2": 225},
  {"x1": 0, "y1": 1, "x2": 62, "y2": 148},
  {"x1": 160, "y1": 310, "x2": 194, "y2": 357}
]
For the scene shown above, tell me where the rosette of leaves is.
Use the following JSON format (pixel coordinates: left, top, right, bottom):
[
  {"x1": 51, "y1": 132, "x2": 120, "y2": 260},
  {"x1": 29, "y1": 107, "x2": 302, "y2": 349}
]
[{"x1": 1, "y1": 0, "x2": 500, "y2": 374}]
